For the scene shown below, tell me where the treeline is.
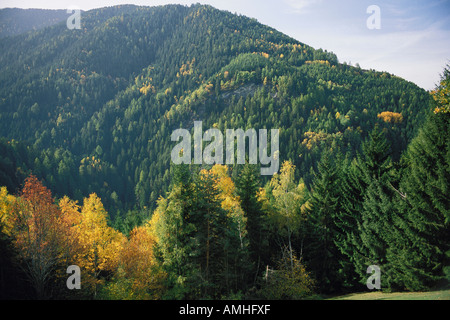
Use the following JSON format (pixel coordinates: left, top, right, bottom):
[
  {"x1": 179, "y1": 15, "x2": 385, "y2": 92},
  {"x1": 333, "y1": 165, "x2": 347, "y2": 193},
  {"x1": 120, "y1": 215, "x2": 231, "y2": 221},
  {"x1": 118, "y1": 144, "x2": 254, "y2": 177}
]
[{"x1": 1, "y1": 68, "x2": 448, "y2": 299}]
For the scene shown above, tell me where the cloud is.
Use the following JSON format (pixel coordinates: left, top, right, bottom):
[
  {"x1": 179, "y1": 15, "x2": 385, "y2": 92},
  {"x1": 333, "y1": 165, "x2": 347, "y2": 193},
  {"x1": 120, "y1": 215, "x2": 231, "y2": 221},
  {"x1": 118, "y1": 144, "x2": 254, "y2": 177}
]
[{"x1": 323, "y1": 22, "x2": 449, "y2": 90}]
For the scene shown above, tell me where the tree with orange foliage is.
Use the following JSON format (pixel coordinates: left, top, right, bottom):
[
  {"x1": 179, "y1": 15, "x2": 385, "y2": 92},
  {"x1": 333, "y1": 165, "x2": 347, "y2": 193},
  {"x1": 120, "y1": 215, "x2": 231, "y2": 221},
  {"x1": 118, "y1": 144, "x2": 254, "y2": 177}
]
[
  {"x1": 9, "y1": 175, "x2": 70, "y2": 298},
  {"x1": 108, "y1": 224, "x2": 166, "y2": 299}
]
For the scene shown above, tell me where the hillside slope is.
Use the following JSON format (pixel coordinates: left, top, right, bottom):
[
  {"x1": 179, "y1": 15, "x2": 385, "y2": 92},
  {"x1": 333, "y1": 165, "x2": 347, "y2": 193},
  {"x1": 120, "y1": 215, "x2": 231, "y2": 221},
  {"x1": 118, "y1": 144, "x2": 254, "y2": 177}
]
[
  {"x1": 0, "y1": 4, "x2": 432, "y2": 218},
  {"x1": 0, "y1": 8, "x2": 68, "y2": 38}
]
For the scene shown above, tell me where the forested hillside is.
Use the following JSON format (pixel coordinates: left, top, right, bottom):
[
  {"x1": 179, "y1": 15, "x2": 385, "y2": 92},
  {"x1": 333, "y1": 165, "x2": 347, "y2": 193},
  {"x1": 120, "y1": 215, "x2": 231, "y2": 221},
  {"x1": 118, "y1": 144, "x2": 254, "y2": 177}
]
[
  {"x1": 0, "y1": 4, "x2": 448, "y2": 300},
  {"x1": 0, "y1": 4, "x2": 431, "y2": 219},
  {"x1": 0, "y1": 8, "x2": 68, "y2": 38}
]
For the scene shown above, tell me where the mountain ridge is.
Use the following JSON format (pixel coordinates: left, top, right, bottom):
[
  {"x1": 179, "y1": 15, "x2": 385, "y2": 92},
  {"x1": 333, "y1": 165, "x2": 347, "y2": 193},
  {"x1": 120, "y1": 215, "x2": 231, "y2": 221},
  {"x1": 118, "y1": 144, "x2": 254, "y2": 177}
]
[{"x1": 0, "y1": 7, "x2": 70, "y2": 38}]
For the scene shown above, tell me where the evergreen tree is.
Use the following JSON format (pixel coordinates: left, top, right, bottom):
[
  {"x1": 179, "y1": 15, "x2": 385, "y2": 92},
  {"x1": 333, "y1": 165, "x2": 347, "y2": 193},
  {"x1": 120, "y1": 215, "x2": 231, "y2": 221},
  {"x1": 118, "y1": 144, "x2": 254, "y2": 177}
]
[
  {"x1": 360, "y1": 125, "x2": 393, "y2": 182},
  {"x1": 189, "y1": 169, "x2": 229, "y2": 299},
  {"x1": 150, "y1": 164, "x2": 195, "y2": 299},
  {"x1": 305, "y1": 152, "x2": 345, "y2": 293},
  {"x1": 235, "y1": 163, "x2": 266, "y2": 284},
  {"x1": 0, "y1": 4, "x2": 439, "y2": 298},
  {"x1": 387, "y1": 105, "x2": 449, "y2": 290},
  {"x1": 356, "y1": 125, "x2": 398, "y2": 288},
  {"x1": 332, "y1": 155, "x2": 364, "y2": 290}
]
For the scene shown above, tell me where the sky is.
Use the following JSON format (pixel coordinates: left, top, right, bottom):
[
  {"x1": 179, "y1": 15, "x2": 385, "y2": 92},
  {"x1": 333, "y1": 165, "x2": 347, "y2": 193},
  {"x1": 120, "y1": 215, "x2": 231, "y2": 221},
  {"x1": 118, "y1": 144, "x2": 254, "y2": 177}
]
[{"x1": 1, "y1": 0, "x2": 449, "y2": 90}]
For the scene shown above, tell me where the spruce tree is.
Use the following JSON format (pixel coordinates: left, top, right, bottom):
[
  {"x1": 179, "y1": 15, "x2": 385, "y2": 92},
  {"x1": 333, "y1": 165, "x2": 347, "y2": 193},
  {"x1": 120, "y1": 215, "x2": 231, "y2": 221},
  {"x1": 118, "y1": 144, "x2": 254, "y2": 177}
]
[
  {"x1": 306, "y1": 152, "x2": 345, "y2": 293},
  {"x1": 235, "y1": 163, "x2": 265, "y2": 284},
  {"x1": 151, "y1": 164, "x2": 196, "y2": 299},
  {"x1": 387, "y1": 110, "x2": 449, "y2": 290},
  {"x1": 355, "y1": 125, "x2": 397, "y2": 288},
  {"x1": 189, "y1": 169, "x2": 229, "y2": 298},
  {"x1": 333, "y1": 155, "x2": 365, "y2": 290}
]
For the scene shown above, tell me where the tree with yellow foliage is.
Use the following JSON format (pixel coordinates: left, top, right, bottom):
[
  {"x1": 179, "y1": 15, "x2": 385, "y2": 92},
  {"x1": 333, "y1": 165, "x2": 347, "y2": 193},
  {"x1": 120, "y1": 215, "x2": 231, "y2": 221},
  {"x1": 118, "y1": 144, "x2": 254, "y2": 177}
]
[
  {"x1": 431, "y1": 65, "x2": 450, "y2": 114},
  {"x1": 209, "y1": 165, "x2": 247, "y2": 248},
  {"x1": 102, "y1": 224, "x2": 166, "y2": 300},
  {"x1": 0, "y1": 186, "x2": 20, "y2": 298},
  {"x1": 377, "y1": 111, "x2": 403, "y2": 123},
  {"x1": 122, "y1": 225, "x2": 163, "y2": 297},
  {"x1": 74, "y1": 193, "x2": 126, "y2": 298},
  {"x1": 268, "y1": 161, "x2": 310, "y2": 266},
  {"x1": 0, "y1": 186, "x2": 16, "y2": 236},
  {"x1": 56, "y1": 196, "x2": 83, "y2": 283}
]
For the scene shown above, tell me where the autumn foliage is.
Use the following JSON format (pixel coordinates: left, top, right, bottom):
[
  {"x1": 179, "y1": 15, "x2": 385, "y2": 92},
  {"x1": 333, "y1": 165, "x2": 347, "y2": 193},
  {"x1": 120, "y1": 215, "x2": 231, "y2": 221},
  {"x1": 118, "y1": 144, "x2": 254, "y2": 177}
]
[
  {"x1": 73, "y1": 193, "x2": 126, "y2": 297},
  {"x1": 117, "y1": 224, "x2": 166, "y2": 299},
  {"x1": 377, "y1": 111, "x2": 403, "y2": 123},
  {"x1": 0, "y1": 176, "x2": 152, "y2": 299},
  {"x1": 11, "y1": 176, "x2": 70, "y2": 298},
  {"x1": 431, "y1": 67, "x2": 450, "y2": 114}
]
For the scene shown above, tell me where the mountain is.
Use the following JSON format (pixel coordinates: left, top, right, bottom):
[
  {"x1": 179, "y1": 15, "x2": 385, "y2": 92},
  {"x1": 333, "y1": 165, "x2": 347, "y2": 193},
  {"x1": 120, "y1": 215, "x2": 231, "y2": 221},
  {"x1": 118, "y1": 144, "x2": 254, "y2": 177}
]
[
  {"x1": 0, "y1": 4, "x2": 432, "y2": 221},
  {"x1": 0, "y1": 8, "x2": 69, "y2": 38}
]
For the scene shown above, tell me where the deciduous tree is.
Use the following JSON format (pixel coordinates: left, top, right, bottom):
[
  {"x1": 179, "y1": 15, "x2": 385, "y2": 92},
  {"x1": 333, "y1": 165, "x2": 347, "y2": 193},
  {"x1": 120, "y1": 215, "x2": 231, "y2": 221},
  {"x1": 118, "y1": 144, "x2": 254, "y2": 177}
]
[
  {"x1": 9, "y1": 175, "x2": 68, "y2": 298},
  {"x1": 269, "y1": 161, "x2": 309, "y2": 266},
  {"x1": 74, "y1": 193, "x2": 126, "y2": 297}
]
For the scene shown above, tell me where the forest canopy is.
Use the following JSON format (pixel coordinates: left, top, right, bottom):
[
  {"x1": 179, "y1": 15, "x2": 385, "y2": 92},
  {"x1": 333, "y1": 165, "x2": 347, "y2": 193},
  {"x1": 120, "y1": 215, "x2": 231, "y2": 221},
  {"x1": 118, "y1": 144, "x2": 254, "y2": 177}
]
[{"x1": 0, "y1": 4, "x2": 448, "y2": 300}]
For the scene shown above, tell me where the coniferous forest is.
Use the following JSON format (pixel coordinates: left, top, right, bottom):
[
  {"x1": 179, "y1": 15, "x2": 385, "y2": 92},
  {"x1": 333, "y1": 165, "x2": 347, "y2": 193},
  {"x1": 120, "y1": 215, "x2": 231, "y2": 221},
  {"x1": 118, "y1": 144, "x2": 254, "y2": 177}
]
[{"x1": 0, "y1": 4, "x2": 448, "y2": 300}]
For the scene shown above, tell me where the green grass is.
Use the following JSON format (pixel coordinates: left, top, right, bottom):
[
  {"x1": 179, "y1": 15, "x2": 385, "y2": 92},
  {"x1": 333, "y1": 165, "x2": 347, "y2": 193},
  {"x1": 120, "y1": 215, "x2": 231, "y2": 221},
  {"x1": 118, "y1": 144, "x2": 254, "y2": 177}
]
[{"x1": 328, "y1": 289, "x2": 450, "y2": 300}]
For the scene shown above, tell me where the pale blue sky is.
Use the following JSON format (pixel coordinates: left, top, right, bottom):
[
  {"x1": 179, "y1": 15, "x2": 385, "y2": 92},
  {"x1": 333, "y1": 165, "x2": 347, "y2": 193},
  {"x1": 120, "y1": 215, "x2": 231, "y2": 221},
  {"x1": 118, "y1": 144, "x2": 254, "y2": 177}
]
[{"x1": 1, "y1": 0, "x2": 449, "y2": 90}]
